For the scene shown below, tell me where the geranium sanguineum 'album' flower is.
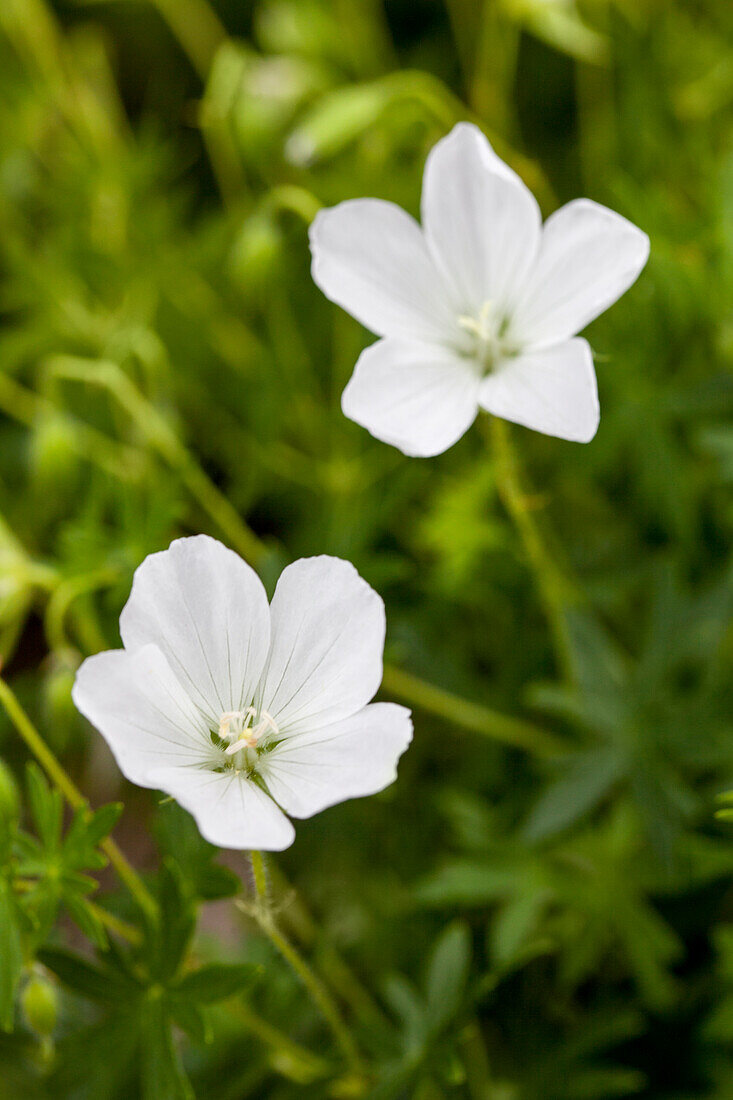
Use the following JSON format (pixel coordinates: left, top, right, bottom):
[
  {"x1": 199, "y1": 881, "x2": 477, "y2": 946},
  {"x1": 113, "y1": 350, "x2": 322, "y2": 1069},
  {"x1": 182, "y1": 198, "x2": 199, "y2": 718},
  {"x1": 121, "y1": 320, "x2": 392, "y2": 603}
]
[
  {"x1": 309, "y1": 122, "x2": 650, "y2": 455},
  {"x1": 72, "y1": 536, "x2": 412, "y2": 851}
]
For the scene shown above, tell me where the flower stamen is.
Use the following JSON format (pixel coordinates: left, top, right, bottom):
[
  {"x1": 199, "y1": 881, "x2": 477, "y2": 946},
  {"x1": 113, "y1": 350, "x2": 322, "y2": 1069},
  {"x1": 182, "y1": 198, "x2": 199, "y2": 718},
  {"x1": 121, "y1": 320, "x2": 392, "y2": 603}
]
[
  {"x1": 220, "y1": 708, "x2": 280, "y2": 756},
  {"x1": 457, "y1": 300, "x2": 517, "y2": 372}
]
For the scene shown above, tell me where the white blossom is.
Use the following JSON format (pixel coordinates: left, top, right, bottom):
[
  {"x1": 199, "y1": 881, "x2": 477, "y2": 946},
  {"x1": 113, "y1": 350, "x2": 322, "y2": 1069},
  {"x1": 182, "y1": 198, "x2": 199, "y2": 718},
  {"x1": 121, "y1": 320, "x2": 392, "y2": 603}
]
[
  {"x1": 309, "y1": 122, "x2": 649, "y2": 456},
  {"x1": 72, "y1": 536, "x2": 412, "y2": 851}
]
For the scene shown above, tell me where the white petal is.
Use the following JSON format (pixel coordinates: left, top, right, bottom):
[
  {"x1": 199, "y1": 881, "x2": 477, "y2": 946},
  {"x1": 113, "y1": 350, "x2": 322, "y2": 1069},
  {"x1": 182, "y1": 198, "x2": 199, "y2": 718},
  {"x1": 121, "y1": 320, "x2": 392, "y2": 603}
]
[
  {"x1": 512, "y1": 198, "x2": 650, "y2": 347},
  {"x1": 119, "y1": 535, "x2": 271, "y2": 725},
  {"x1": 341, "y1": 338, "x2": 480, "y2": 457},
  {"x1": 72, "y1": 645, "x2": 213, "y2": 787},
  {"x1": 147, "y1": 765, "x2": 295, "y2": 851},
  {"x1": 256, "y1": 557, "x2": 385, "y2": 735},
  {"x1": 479, "y1": 338, "x2": 599, "y2": 442},
  {"x1": 309, "y1": 198, "x2": 455, "y2": 341},
  {"x1": 421, "y1": 122, "x2": 541, "y2": 313},
  {"x1": 262, "y1": 703, "x2": 412, "y2": 818}
]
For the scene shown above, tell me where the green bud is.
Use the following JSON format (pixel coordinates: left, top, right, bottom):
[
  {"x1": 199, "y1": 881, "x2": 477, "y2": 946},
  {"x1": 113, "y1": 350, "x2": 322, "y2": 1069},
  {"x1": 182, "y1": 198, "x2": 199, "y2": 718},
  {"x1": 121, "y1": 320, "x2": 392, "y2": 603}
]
[
  {"x1": 255, "y1": 0, "x2": 339, "y2": 59},
  {"x1": 0, "y1": 758, "x2": 20, "y2": 826},
  {"x1": 21, "y1": 974, "x2": 58, "y2": 1037},
  {"x1": 284, "y1": 83, "x2": 391, "y2": 166},
  {"x1": 231, "y1": 54, "x2": 329, "y2": 159},
  {"x1": 229, "y1": 212, "x2": 283, "y2": 295},
  {"x1": 29, "y1": 415, "x2": 79, "y2": 495}
]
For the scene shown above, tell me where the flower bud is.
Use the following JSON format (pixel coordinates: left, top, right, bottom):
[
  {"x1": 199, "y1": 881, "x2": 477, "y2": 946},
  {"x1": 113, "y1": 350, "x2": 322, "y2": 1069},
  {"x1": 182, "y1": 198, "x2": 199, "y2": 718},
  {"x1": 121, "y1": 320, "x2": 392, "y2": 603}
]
[
  {"x1": 21, "y1": 974, "x2": 58, "y2": 1037},
  {"x1": 29, "y1": 415, "x2": 79, "y2": 495},
  {"x1": 229, "y1": 212, "x2": 283, "y2": 295},
  {"x1": 285, "y1": 83, "x2": 390, "y2": 166}
]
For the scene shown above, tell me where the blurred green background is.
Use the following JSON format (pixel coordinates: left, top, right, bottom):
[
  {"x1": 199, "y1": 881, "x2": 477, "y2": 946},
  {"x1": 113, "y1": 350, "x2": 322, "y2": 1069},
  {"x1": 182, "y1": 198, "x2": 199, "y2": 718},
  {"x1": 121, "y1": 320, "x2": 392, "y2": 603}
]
[{"x1": 1, "y1": 0, "x2": 733, "y2": 1096}]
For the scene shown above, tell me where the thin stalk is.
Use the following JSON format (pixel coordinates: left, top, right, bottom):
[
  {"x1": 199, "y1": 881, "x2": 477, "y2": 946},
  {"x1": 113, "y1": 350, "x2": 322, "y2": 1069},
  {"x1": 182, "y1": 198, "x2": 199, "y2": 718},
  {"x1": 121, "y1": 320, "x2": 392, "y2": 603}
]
[
  {"x1": 0, "y1": 371, "x2": 142, "y2": 480},
  {"x1": 44, "y1": 568, "x2": 120, "y2": 654},
  {"x1": 266, "y1": 863, "x2": 390, "y2": 1035},
  {"x1": 149, "y1": 0, "x2": 226, "y2": 82},
  {"x1": 247, "y1": 852, "x2": 363, "y2": 1076},
  {"x1": 230, "y1": 1001, "x2": 333, "y2": 1082},
  {"x1": 488, "y1": 416, "x2": 576, "y2": 681},
  {"x1": 47, "y1": 356, "x2": 266, "y2": 569},
  {"x1": 0, "y1": 676, "x2": 157, "y2": 921},
  {"x1": 382, "y1": 664, "x2": 569, "y2": 758}
]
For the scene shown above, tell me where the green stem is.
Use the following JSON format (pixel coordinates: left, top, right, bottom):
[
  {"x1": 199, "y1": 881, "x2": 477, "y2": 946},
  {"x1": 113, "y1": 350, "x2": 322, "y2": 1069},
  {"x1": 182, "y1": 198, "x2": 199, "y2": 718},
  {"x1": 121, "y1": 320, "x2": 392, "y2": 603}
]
[
  {"x1": 47, "y1": 356, "x2": 266, "y2": 569},
  {"x1": 44, "y1": 568, "x2": 120, "y2": 654},
  {"x1": 382, "y1": 664, "x2": 569, "y2": 758},
  {"x1": 0, "y1": 676, "x2": 157, "y2": 921},
  {"x1": 0, "y1": 370, "x2": 142, "y2": 481},
  {"x1": 488, "y1": 416, "x2": 575, "y2": 681},
  {"x1": 231, "y1": 1001, "x2": 333, "y2": 1082},
  {"x1": 265, "y1": 185, "x2": 323, "y2": 226},
  {"x1": 248, "y1": 852, "x2": 363, "y2": 1076},
  {"x1": 266, "y1": 863, "x2": 390, "y2": 1035},
  {"x1": 149, "y1": 0, "x2": 226, "y2": 81}
]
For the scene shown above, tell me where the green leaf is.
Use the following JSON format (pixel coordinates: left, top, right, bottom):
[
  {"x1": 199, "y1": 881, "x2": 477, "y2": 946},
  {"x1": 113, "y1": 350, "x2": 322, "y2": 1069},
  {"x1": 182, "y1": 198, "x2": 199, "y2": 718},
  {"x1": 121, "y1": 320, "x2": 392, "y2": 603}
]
[
  {"x1": 523, "y1": 747, "x2": 625, "y2": 841},
  {"x1": 140, "y1": 994, "x2": 195, "y2": 1100},
  {"x1": 150, "y1": 859, "x2": 195, "y2": 982},
  {"x1": 0, "y1": 877, "x2": 23, "y2": 1031},
  {"x1": 25, "y1": 764, "x2": 62, "y2": 851},
  {"x1": 173, "y1": 962, "x2": 259, "y2": 1003},
  {"x1": 424, "y1": 921, "x2": 471, "y2": 1033},
  {"x1": 63, "y1": 802, "x2": 122, "y2": 861},
  {"x1": 168, "y1": 998, "x2": 209, "y2": 1046},
  {"x1": 63, "y1": 892, "x2": 108, "y2": 949},
  {"x1": 39, "y1": 947, "x2": 137, "y2": 1005}
]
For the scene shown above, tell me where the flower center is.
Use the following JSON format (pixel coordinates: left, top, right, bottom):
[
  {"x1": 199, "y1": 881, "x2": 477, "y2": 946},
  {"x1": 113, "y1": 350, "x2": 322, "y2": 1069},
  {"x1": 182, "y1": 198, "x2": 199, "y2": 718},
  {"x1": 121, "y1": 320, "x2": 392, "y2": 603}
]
[
  {"x1": 213, "y1": 707, "x2": 279, "y2": 774},
  {"x1": 456, "y1": 300, "x2": 518, "y2": 372}
]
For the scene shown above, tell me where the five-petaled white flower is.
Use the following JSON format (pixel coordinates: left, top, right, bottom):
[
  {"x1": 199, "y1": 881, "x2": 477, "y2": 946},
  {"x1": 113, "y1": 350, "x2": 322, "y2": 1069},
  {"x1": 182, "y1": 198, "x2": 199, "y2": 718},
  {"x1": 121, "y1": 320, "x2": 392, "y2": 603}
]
[
  {"x1": 309, "y1": 122, "x2": 650, "y2": 455},
  {"x1": 72, "y1": 536, "x2": 412, "y2": 851}
]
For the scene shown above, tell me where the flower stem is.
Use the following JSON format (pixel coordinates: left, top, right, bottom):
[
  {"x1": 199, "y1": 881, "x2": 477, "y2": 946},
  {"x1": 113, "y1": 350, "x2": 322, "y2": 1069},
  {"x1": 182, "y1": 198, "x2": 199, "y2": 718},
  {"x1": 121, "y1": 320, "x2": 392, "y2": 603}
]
[
  {"x1": 382, "y1": 664, "x2": 569, "y2": 757},
  {"x1": 487, "y1": 416, "x2": 575, "y2": 681},
  {"x1": 248, "y1": 852, "x2": 363, "y2": 1076},
  {"x1": 267, "y1": 862, "x2": 390, "y2": 1034},
  {"x1": 0, "y1": 675, "x2": 158, "y2": 921}
]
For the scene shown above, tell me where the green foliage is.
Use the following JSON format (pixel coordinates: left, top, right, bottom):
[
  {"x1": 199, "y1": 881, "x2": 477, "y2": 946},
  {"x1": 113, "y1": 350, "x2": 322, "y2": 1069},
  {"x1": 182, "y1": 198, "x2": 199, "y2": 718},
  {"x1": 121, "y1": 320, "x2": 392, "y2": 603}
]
[{"x1": 0, "y1": 0, "x2": 731, "y2": 1096}]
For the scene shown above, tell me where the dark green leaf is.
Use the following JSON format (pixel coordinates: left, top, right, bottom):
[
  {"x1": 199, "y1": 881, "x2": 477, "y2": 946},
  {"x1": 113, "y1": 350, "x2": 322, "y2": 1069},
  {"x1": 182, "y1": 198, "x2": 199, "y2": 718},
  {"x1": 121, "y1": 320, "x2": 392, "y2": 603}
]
[
  {"x1": 39, "y1": 947, "x2": 137, "y2": 1005},
  {"x1": 140, "y1": 994, "x2": 194, "y2": 1100},
  {"x1": 25, "y1": 764, "x2": 62, "y2": 851},
  {"x1": 173, "y1": 962, "x2": 259, "y2": 1003}
]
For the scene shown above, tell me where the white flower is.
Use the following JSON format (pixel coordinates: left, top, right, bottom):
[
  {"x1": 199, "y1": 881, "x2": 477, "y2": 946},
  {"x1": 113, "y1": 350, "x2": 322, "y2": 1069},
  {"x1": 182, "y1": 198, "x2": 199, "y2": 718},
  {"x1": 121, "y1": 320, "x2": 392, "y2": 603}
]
[
  {"x1": 309, "y1": 122, "x2": 649, "y2": 456},
  {"x1": 72, "y1": 536, "x2": 412, "y2": 851}
]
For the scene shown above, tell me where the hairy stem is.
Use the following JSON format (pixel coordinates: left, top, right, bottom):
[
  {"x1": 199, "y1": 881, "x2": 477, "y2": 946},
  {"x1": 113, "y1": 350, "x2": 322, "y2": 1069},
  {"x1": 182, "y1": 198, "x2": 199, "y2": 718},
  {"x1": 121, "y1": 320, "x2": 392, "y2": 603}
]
[{"x1": 247, "y1": 852, "x2": 362, "y2": 1075}]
